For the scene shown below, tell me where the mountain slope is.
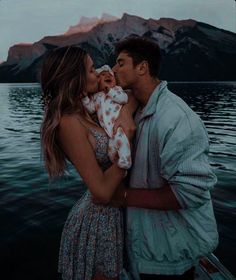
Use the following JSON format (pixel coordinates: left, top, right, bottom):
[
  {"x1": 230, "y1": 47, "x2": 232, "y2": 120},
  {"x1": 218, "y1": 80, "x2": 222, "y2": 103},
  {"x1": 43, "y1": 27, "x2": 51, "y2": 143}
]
[{"x1": 0, "y1": 14, "x2": 235, "y2": 82}]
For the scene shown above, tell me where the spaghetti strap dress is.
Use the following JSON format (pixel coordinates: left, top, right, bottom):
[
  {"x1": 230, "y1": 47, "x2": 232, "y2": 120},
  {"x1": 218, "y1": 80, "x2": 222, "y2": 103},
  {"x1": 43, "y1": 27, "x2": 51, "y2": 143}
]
[{"x1": 58, "y1": 128, "x2": 124, "y2": 280}]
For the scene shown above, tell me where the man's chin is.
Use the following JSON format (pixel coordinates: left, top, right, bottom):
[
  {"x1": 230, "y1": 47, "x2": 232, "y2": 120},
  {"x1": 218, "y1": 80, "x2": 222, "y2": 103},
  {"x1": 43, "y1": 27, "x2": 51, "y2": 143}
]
[
  {"x1": 116, "y1": 81, "x2": 129, "y2": 90},
  {"x1": 115, "y1": 77, "x2": 122, "y2": 87},
  {"x1": 120, "y1": 84, "x2": 131, "y2": 90}
]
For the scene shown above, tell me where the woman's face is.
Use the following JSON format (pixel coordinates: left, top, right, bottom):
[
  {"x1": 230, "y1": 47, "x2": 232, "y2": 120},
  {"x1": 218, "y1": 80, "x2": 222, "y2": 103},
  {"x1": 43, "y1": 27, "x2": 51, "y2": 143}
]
[{"x1": 85, "y1": 55, "x2": 98, "y2": 95}]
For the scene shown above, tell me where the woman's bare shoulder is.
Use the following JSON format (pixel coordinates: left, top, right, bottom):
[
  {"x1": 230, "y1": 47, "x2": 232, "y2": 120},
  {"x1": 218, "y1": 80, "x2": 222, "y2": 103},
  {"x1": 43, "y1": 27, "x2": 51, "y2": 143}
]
[{"x1": 59, "y1": 114, "x2": 87, "y2": 135}]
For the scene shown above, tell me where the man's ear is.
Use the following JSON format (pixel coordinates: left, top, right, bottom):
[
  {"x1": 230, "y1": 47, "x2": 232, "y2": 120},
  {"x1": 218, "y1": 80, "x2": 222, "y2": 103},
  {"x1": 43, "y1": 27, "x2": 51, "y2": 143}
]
[{"x1": 137, "y1": 61, "x2": 148, "y2": 76}]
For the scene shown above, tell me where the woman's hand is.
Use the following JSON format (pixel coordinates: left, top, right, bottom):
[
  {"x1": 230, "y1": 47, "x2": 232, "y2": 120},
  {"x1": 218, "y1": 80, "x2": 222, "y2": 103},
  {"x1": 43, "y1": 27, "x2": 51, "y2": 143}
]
[
  {"x1": 92, "y1": 183, "x2": 127, "y2": 207},
  {"x1": 113, "y1": 90, "x2": 138, "y2": 141},
  {"x1": 113, "y1": 105, "x2": 136, "y2": 141}
]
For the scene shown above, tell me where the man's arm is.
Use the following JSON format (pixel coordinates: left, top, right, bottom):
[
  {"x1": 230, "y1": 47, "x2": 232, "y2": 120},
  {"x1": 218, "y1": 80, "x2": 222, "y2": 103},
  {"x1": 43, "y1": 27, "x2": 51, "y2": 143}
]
[
  {"x1": 109, "y1": 183, "x2": 182, "y2": 210},
  {"x1": 110, "y1": 115, "x2": 216, "y2": 210}
]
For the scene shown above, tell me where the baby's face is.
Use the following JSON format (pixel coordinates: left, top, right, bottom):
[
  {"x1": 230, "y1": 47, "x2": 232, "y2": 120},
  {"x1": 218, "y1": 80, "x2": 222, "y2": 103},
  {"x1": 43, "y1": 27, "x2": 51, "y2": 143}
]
[{"x1": 98, "y1": 71, "x2": 116, "y2": 92}]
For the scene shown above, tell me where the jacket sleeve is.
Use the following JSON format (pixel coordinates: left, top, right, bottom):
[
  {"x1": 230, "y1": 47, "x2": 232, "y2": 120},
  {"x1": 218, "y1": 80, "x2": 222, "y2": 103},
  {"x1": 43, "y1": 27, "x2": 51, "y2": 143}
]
[{"x1": 160, "y1": 114, "x2": 217, "y2": 209}]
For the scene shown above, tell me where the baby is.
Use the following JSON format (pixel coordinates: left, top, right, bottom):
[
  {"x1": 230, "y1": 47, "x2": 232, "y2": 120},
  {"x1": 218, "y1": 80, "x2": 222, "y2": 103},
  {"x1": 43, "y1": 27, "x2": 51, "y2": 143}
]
[{"x1": 82, "y1": 65, "x2": 132, "y2": 169}]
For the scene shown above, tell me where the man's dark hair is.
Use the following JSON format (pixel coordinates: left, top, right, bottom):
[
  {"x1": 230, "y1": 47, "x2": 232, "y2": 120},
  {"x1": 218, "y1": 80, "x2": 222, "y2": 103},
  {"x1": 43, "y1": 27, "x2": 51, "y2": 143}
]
[{"x1": 115, "y1": 36, "x2": 162, "y2": 77}]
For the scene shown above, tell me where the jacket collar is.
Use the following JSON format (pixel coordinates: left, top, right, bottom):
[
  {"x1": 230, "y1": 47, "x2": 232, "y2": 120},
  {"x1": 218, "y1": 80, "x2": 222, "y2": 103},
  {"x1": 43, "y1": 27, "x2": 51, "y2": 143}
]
[{"x1": 137, "y1": 80, "x2": 168, "y2": 121}]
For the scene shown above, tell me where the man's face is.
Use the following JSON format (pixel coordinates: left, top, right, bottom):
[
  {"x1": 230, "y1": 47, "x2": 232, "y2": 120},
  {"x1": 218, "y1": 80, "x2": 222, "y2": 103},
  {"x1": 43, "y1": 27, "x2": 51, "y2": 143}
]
[{"x1": 112, "y1": 51, "x2": 138, "y2": 90}]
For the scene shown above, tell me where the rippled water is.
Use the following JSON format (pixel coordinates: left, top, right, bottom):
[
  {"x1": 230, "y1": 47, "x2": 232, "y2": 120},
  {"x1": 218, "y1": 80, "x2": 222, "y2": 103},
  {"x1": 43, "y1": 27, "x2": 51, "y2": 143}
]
[{"x1": 0, "y1": 82, "x2": 235, "y2": 279}]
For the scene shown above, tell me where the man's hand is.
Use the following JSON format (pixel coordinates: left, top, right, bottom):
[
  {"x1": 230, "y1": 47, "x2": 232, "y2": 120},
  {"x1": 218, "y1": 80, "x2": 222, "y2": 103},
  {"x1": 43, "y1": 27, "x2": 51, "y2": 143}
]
[
  {"x1": 113, "y1": 105, "x2": 136, "y2": 141},
  {"x1": 109, "y1": 184, "x2": 127, "y2": 207}
]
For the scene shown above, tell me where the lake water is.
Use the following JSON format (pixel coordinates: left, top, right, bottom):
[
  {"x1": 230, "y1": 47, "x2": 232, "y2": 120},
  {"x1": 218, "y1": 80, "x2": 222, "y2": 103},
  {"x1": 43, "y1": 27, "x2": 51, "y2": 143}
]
[{"x1": 0, "y1": 82, "x2": 235, "y2": 279}]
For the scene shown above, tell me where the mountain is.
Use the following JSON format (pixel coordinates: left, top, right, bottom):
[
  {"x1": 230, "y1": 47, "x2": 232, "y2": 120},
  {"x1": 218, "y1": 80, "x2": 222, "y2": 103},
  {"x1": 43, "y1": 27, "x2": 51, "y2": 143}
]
[
  {"x1": 0, "y1": 13, "x2": 235, "y2": 82},
  {"x1": 65, "y1": 13, "x2": 118, "y2": 35}
]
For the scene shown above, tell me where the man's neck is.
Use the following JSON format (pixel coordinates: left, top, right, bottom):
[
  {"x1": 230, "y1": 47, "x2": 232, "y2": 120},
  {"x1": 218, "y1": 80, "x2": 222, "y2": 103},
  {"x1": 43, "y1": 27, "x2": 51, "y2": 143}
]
[{"x1": 133, "y1": 78, "x2": 160, "y2": 109}]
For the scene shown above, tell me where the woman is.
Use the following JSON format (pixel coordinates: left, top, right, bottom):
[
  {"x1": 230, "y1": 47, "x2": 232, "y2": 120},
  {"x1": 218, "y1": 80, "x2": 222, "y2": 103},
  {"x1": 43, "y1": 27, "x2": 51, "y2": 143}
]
[{"x1": 40, "y1": 46, "x2": 136, "y2": 280}]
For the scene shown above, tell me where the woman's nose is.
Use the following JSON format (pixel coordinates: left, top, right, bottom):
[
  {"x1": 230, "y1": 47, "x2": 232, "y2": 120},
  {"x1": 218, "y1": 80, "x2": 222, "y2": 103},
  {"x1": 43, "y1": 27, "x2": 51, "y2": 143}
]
[
  {"x1": 112, "y1": 64, "x2": 117, "y2": 73},
  {"x1": 95, "y1": 73, "x2": 100, "y2": 81}
]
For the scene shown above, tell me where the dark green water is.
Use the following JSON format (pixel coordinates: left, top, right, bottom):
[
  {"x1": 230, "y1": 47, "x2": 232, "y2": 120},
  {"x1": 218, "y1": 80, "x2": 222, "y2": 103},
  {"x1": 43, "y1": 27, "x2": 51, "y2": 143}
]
[{"x1": 0, "y1": 82, "x2": 235, "y2": 279}]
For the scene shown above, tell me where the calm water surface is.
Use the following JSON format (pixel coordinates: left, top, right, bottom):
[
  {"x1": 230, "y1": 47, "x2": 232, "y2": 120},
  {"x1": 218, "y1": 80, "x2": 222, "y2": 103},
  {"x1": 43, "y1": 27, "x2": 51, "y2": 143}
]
[{"x1": 0, "y1": 82, "x2": 235, "y2": 279}]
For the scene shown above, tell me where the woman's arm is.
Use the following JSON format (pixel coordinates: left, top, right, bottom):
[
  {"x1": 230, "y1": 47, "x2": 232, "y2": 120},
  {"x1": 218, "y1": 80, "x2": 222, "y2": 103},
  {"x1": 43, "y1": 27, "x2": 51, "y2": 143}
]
[{"x1": 58, "y1": 116, "x2": 126, "y2": 204}]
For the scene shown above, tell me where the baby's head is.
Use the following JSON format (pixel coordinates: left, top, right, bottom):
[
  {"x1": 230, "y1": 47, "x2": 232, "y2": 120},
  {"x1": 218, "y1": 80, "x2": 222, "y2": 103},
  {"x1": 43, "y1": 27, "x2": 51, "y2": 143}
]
[{"x1": 96, "y1": 65, "x2": 116, "y2": 92}]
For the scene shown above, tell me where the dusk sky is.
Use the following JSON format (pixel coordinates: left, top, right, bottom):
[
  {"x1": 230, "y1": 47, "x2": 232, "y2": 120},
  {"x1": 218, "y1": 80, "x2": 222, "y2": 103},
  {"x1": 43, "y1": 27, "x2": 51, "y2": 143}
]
[{"x1": 0, "y1": 0, "x2": 235, "y2": 62}]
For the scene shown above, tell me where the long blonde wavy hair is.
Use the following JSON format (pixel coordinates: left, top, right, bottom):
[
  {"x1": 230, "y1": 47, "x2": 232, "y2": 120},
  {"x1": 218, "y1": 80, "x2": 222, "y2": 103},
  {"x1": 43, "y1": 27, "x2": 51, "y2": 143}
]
[{"x1": 40, "y1": 46, "x2": 88, "y2": 179}]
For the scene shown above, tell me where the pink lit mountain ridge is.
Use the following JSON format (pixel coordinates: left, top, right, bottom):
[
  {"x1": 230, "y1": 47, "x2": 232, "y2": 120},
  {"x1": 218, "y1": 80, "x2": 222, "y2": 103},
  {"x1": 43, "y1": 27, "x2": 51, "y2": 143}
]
[{"x1": 0, "y1": 13, "x2": 235, "y2": 82}]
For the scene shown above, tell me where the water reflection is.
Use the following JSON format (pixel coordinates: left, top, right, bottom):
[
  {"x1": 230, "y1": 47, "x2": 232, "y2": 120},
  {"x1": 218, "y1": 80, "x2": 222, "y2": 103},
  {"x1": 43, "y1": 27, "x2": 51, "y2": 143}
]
[
  {"x1": 169, "y1": 82, "x2": 236, "y2": 173},
  {"x1": 0, "y1": 82, "x2": 235, "y2": 278}
]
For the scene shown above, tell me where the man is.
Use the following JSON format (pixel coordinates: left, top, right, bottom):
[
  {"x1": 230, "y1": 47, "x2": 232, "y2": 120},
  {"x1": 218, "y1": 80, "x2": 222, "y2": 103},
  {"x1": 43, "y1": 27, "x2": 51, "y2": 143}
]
[{"x1": 111, "y1": 37, "x2": 218, "y2": 280}]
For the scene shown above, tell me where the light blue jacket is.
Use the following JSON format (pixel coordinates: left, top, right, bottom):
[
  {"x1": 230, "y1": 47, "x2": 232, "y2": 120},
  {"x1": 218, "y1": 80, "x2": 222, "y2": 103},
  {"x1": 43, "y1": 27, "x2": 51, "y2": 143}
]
[{"x1": 122, "y1": 81, "x2": 218, "y2": 279}]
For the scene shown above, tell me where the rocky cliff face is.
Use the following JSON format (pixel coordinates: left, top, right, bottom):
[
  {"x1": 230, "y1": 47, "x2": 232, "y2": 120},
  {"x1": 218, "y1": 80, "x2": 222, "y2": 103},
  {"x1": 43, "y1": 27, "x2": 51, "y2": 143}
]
[
  {"x1": 65, "y1": 13, "x2": 118, "y2": 35},
  {"x1": 0, "y1": 13, "x2": 235, "y2": 82}
]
